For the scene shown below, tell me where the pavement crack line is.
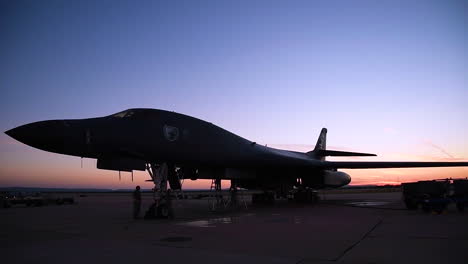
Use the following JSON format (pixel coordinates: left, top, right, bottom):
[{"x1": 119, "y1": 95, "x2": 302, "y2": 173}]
[{"x1": 332, "y1": 217, "x2": 384, "y2": 262}]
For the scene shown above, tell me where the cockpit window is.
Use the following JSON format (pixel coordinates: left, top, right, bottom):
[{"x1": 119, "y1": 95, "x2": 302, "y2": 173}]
[
  {"x1": 111, "y1": 109, "x2": 156, "y2": 119},
  {"x1": 112, "y1": 110, "x2": 135, "y2": 118},
  {"x1": 125, "y1": 111, "x2": 135, "y2": 118}
]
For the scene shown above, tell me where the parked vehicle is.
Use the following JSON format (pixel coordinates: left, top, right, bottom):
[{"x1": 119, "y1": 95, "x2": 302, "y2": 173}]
[{"x1": 403, "y1": 178, "x2": 468, "y2": 213}]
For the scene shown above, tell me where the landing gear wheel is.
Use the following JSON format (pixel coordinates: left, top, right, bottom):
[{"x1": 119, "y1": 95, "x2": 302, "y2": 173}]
[
  {"x1": 434, "y1": 205, "x2": 445, "y2": 214},
  {"x1": 157, "y1": 204, "x2": 169, "y2": 218},
  {"x1": 293, "y1": 190, "x2": 318, "y2": 204},
  {"x1": 144, "y1": 203, "x2": 157, "y2": 219},
  {"x1": 312, "y1": 191, "x2": 320, "y2": 203}
]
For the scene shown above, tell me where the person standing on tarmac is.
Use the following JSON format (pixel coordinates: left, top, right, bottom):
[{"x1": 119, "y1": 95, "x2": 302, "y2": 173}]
[{"x1": 133, "y1": 186, "x2": 142, "y2": 219}]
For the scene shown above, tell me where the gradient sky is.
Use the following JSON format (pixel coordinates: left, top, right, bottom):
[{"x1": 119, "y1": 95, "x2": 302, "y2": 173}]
[{"x1": 1, "y1": 0, "x2": 467, "y2": 189}]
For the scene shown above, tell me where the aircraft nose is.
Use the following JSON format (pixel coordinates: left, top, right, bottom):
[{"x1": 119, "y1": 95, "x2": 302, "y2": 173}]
[
  {"x1": 5, "y1": 121, "x2": 67, "y2": 151},
  {"x1": 5, "y1": 124, "x2": 34, "y2": 143},
  {"x1": 4, "y1": 128, "x2": 16, "y2": 138}
]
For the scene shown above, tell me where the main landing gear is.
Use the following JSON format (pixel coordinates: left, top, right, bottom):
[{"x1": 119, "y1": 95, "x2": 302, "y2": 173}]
[
  {"x1": 251, "y1": 182, "x2": 320, "y2": 205},
  {"x1": 289, "y1": 188, "x2": 320, "y2": 204},
  {"x1": 289, "y1": 177, "x2": 320, "y2": 204},
  {"x1": 209, "y1": 178, "x2": 247, "y2": 211},
  {"x1": 251, "y1": 189, "x2": 319, "y2": 205}
]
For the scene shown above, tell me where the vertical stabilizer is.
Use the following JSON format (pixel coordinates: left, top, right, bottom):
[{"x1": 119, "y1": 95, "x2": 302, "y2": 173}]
[
  {"x1": 305, "y1": 128, "x2": 328, "y2": 160},
  {"x1": 314, "y1": 128, "x2": 327, "y2": 151}
]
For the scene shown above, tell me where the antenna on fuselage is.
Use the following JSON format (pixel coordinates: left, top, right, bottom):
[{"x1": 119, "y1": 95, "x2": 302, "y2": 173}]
[
  {"x1": 131, "y1": 171, "x2": 134, "y2": 182},
  {"x1": 119, "y1": 171, "x2": 121, "y2": 181}
]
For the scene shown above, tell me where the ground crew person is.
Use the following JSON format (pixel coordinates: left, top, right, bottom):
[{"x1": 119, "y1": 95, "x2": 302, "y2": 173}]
[{"x1": 133, "y1": 186, "x2": 141, "y2": 219}]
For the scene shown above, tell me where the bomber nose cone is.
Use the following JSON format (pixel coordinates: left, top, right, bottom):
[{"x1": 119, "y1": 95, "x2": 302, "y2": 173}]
[
  {"x1": 5, "y1": 125, "x2": 32, "y2": 144},
  {"x1": 5, "y1": 128, "x2": 15, "y2": 138},
  {"x1": 4, "y1": 121, "x2": 67, "y2": 152}
]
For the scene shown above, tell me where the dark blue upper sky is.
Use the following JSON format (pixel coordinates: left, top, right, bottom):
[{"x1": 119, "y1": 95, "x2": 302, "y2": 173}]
[{"x1": 1, "y1": 0, "x2": 467, "y2": 187}]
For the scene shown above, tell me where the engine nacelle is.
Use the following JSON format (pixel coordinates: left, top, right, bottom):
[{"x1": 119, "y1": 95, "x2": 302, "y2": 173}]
[{"x1": 322, "y1": 170, "x2": 351, "y2": 187}]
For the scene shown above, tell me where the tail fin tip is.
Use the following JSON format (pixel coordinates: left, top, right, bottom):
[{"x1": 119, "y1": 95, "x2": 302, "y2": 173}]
[{"x1": 314, "y1": 127, "x2": 327, "y2": 151}]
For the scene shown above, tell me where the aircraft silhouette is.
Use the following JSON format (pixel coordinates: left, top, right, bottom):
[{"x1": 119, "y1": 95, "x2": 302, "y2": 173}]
[{"x1": 5, "y1": 108, "x2": 468, "y2": 204}]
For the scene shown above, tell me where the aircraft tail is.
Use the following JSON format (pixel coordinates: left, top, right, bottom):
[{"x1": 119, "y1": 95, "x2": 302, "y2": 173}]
[
  {"x1": 307, "y1": 128, "x2": 376, "y2": 160},
  {"x1": 314, "y1": 128, "x2": 327, "y2": 151}
]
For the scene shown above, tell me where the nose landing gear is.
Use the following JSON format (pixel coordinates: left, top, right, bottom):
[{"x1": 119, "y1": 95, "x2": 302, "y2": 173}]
[{"x1": 144, "y1": 163, "x2": 178, "y2": 219}]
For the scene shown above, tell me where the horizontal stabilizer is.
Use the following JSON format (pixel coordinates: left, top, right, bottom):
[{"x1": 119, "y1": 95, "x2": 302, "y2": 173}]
[
  {"x1": 318, "y1": 161, "x2": 468, "y2": 169},
  {"x1": 317, "y1": 149, "x2": 376, "y2": 157}
]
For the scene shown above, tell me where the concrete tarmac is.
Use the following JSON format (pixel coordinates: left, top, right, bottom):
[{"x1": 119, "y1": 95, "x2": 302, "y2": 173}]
[{"x1": 2, "y1": 191, "x2": 467, "y2": 264}]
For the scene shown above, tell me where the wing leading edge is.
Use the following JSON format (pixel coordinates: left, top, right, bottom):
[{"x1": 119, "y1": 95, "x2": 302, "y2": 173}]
[{"x1": 317, "y1": 161, "x2": 468, "y2": 169}]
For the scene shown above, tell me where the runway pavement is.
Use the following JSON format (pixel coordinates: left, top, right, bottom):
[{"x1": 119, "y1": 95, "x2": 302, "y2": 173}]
[{"x1": 1, "y1": 191, "x2": 467, "y2": 264}]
